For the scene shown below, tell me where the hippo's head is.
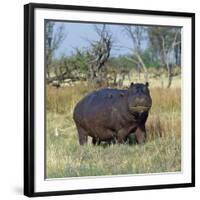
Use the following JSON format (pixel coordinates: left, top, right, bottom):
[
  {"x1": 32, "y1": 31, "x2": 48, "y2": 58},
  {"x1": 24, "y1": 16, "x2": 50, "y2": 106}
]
[{"x1": 127, "y1": 82, "x2": 152, "y2": 114}]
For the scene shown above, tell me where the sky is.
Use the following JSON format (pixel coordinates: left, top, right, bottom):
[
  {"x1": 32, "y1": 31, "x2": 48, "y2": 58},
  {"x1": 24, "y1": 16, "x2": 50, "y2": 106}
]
[
  {"x1": 50, "y1": 21, "x2": 136, "y2": 58},
  {"x1": 49, "y1": 21, "x2": 180, "y2": 59}
]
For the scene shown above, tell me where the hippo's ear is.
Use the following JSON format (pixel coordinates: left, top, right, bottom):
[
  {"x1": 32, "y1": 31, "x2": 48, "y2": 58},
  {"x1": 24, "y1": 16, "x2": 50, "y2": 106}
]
[
  {"x1": 145, "y1": 82, "x2": 149, "y2": 87},
  {"x1": 130, "y1": 82, "x2": 134, "y2": 87}
]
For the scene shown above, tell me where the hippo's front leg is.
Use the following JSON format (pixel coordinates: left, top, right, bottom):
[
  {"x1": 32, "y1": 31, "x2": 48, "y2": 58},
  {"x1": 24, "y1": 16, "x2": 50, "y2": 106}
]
[
  {"x1": 117, "y1": 128, "x2": 130, "y2": 144},
  {"x1": 135, "y1": 125, "x2": 146, "y2": 144}
]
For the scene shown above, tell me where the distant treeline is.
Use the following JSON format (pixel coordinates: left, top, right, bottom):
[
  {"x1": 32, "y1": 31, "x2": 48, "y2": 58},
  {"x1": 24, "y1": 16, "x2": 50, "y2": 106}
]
[{"x1": 46, "y1": 22, "x2": 181, "y2": 88}]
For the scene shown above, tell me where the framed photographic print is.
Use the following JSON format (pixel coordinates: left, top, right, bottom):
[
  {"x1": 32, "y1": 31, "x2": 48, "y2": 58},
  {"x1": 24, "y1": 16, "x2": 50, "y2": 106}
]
[{"x1": 24, "y1": 3, "x2": 195, "y2": 197}]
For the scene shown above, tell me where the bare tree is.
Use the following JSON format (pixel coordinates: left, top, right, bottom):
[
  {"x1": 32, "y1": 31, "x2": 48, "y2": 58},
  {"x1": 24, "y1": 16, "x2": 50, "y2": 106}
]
[
  {"x1": 87, "y1": 24, "x2": 112, "y2": 83},
  {"x1": 124, "y1": 25, "x2": 149, "y2": 82},
  {"x1": 45, "y1": 21, "x2": 66, "y2": 81},
  {"x1": 148, "y1": 27, "x2": 181, "y2": 88},
  {"x1": 161, "y1": 29, "x2": 181, "y2": 88}
]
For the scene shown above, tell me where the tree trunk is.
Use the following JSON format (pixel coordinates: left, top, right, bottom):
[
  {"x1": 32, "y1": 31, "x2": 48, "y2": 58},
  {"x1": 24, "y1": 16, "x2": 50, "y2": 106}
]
[
  {"x1": 167, "y1": 63, "x2": 172, "y2": 88},
  {"x1": 136, "y1": 53, "x2": 148, "y2": 82},
  {"x1": 113, "y1": 71, "x2": 117, "y2": 85},
  {"x1": 137, "y1": 63, "x2": 141, "y2": 81},
  {"x1": 46, "y1": 66, "x2": 50, "y2": 79},
  {"x1": 160, "y1": 67, "x2": 165, "y2": 88},
  {"x1": 89, "y1": 64, "x2": 97, "y2": 80}
]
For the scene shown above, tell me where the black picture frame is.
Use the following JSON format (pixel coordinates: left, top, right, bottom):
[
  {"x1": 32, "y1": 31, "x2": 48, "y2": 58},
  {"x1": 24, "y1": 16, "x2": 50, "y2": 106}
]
[{"x1": 24, "y1": 3, "x2": 195, "y2": 197}]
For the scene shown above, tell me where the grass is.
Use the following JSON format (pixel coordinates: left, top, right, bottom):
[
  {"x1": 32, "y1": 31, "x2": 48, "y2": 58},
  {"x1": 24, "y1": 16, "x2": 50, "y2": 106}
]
[{"x1": 46, "y1": 77, "x2": 181, "y2": 178}]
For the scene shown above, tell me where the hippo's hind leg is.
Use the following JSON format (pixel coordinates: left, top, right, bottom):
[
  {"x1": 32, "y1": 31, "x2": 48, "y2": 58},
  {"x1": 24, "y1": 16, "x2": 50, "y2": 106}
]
[
  {"x1": 75, "y1": 124, "x2": 88, "y2": 145},
  {"x1": 135, "y1": 125, "x2": 146, "y2": 144},
  {"x1": 92, "y1": 137, "x2": 96, "y2": 145},
  {"x1": 92, "y1": 137, "x2": 100, "y2": 145}
]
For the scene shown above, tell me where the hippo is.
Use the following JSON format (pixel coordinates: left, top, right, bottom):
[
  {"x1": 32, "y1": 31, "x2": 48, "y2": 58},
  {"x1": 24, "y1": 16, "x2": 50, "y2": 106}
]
[{"x1": 73, "y1": 82, "x2": 152, "y2": 145}]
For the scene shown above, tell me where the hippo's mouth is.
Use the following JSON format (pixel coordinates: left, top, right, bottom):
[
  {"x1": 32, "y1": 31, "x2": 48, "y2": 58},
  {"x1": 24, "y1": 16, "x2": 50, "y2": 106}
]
[{"x1": 129, "y1": 106, "x2": 151, "y2": 113}]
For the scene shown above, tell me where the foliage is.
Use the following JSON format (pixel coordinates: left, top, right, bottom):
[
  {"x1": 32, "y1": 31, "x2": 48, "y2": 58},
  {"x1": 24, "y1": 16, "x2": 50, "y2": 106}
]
[
  {"x1": 141, "y1": 48, "x2": 161, "y2": 68},
  {"x1": 108, "y1": 56, "x2": 134, "y2": 70},
  {"x1": 46, "y1": 23, "x2": 181, "y2": 87},
  {"x1": 46, "y1": 21, "x2": 66, "y2": 78}
]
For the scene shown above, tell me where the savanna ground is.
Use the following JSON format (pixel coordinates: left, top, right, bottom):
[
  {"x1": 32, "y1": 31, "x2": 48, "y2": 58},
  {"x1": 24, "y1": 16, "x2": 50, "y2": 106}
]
[{"x1": 46, "y1": 75, "x2": 181, "y2": 178}]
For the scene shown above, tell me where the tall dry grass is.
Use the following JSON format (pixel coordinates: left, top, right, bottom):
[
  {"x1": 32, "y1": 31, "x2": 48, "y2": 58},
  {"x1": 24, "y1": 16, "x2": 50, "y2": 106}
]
[
  {"x1": 46, "y1": 83, "x2": 181, "y2": 139},
  {"x1": 46, "y1": 81, "x2": 181, "y2": 178},
  {"x1": 147, "y1": 87, "x2": 181, "y2": 140}
]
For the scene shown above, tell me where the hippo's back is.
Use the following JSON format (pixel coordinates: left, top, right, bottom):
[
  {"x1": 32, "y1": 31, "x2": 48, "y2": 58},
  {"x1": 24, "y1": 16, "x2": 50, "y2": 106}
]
[{"x1": 73, "y1": 88, "x2": 126, "y2": 126}]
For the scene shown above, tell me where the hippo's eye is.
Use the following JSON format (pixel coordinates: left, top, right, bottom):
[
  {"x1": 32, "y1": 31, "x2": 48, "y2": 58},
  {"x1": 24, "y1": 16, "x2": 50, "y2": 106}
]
[
  {"x1": 142, "y1": 86, "x2": 147, "y2": 91},
  {"x1": 131, "y1": 87, "x2": 137, "y2": 93}
]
